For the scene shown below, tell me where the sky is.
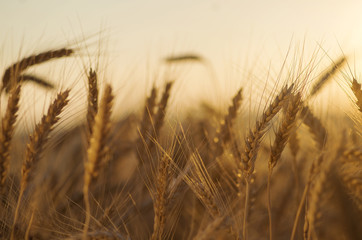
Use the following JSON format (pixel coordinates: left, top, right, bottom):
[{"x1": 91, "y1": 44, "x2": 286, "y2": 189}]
[{"x1": 0, "y1": 0, "x2": 361, "y2": 127}]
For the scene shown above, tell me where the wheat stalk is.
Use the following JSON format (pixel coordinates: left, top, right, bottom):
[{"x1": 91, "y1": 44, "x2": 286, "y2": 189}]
[
  {"x1": 0, "y1": 84, "x2": 21, "y2": 190},
  {"x1": 239, "y1": 83, "x2": 293, "y2": 240},
  {"x1": 11, "y1": 89, "x2": 70, "y2": 240},
  {"x1": 267, "y1": 92, "x2": 302, "y2": 240},
  {"x1": 151, "y1": 153, "x2": 171, "y2": 240},
  {"x1": 83, "y1": 84, "x2": 114, "y2": 239}
]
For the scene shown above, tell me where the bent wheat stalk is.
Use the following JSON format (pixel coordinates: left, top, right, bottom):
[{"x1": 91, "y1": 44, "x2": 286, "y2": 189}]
[{"x1": 1, "y1": 48, "x2": 74, "y2": 92}]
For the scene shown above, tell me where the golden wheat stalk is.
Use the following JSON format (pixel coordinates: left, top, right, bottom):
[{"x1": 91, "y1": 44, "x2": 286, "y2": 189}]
[
  {"x1": 0, "y1": 84, "x2": 21, "y2": 189},
  {"x1": 290, "y1": 153, "x2": 326, "y2": 240},
  {"x1": 83, "y1": 84, "x2": 114, "y2": 239},
  {"x1": 240, "y1": 84, "x2": 294, "y2": 179},
  {"x1": 239, "y1": 83, "x2": 293, "y2": 240},
  {"x1": 11, "y1": 89, "x2": 70, "y2": 240},
  {"x1": 267, "y1": 93, "x2": 302, "y2": 240}
]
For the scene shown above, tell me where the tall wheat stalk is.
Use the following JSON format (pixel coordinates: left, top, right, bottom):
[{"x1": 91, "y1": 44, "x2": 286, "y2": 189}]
[
  {"x1": 267, "y1": 93, "x2": 302, "y2": 240},
  {"x1": 239, "y1": 83, "x2": 294, "y2": 239},
  {"x1": 10, "y1": 89, "x2": 70, "y2": 240},
  {"x1": 83, "y1": 84, "x2": 113, "y2": 239}
]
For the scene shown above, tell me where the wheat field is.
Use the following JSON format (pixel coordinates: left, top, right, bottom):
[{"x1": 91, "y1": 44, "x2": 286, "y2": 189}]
[{"x1": 0, "y1": 45, "x2": 361, "y2": 240}]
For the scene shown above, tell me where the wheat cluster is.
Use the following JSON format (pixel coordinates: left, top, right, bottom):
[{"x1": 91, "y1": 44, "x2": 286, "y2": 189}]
[{"x1": 0, "y1": 46, "x2": 361, "y2": 240}]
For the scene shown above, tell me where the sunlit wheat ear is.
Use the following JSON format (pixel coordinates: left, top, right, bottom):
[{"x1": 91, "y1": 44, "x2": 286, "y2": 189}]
[
  {"x1": 239, "y1": 83, "x2": 294, "y2": 179},
  {"x1": 10, "y1": 89, "x2": 70, "y2": 240},
  {"x1": 309, "y1": 56, "x2": 346, "y2": 98},
  {"x1": 238, "y1": 83, "x2": 293, "y2": 240},
  {"x1": 351, "y1": 78, "x2": 362, "y2": 112},
  {"x1": 0, "y1": 84, "x2": 21, "y2": 190},
  {"x1": 1, "y1": 48, "x2": 74, "y2": 93},
  {"x1": 267, "y1": 92, "x2": 302, "y2": 240},
  {"x1": 214, "y1": 88, "x2": 243, "y2": 157},
  {"x1": 300, "y1": 105, "x2": 327, "y2": 150},
  {"x1": 83, "y1": 84, "x2": 114, "y2": 239},
  {"x1": 86, "y1": 68, "x2": 99, "y2": 139},
  {"x1": 269, "y1": 93, "x2": 302, "y2": 169}
]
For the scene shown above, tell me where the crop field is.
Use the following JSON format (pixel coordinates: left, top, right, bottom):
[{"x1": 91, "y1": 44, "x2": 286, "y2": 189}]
[{"x1": 0, "y1": 45, "x2": 361, "y2": 240}]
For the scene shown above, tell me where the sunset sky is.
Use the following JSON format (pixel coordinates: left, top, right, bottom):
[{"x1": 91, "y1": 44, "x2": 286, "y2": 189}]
[{"x1": 0, "y1": 0, "x2": 361, "y2": 122}]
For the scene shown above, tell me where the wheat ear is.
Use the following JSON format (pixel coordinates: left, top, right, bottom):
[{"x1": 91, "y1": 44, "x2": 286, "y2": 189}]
[
  {"x1": 136, "y1": 86, "x2": 157, "y2": 162},
  {"x1": 11, "y1": 89, "x2": 70, "y2": 240},
  {"x1": 301, "y1": 106, "x2": 327, "y2": 150},
  {"x1": 2, "y1": 48, "x2": 73, "y2": 92},
  {"x1": 86, "y1": 68, "x2": 99, "y2": 139},
  {"x1": 267, "y1": 93, "x2": 302, "y2": 240},
  {"x1": 214, "y1": 88, "x2": 243, "y2": 157},
  {"x1": 151, "y1": 153, "x2": 171, "y2": 240},
  {"x1": 83, "y1": 84, "x2": 113, "y2": 240},
  {"x1": 309, "y1": 57, "x2": 346, "y2": 98},
  {"x1": 240, "y1": 84, "x2": 294, "y2": 179},
  {"x1": 239, "y1": 83, "x2": 293, "y2": 240},
  {"x1": 153, "y1": 81, "x2": 173, "y2": 139},
  {"x1": 0, "y1": 84, "x2": 21, "y2": 190}
]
